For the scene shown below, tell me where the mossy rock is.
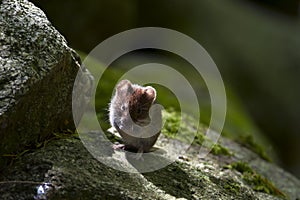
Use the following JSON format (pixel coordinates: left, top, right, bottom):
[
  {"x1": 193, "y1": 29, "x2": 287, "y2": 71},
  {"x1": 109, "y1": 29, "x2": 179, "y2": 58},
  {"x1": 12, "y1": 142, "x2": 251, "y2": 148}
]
[{"x1": 1, "y1": 111, "x2": 300, "y2": 199}]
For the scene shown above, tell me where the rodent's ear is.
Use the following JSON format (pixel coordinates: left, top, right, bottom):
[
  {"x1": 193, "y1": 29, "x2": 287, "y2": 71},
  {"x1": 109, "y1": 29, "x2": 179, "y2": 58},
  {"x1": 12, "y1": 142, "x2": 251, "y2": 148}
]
[
  {"x1": 145, "y1": 86, "x2": 156, "y2": 102},
  {"x1": 116, "y1": 79, "x2": 133, "y2": 94}
]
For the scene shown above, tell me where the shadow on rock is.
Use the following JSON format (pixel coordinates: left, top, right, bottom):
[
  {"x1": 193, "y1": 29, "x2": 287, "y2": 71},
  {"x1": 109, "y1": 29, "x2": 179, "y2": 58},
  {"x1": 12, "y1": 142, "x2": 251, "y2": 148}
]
[{"x1": 142, "y1": 162, "x2": 203, "y2": 199}]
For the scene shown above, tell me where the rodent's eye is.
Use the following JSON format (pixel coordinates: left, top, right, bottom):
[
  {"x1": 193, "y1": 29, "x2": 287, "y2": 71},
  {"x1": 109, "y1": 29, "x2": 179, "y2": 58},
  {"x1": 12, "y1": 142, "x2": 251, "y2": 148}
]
[
  {"x1": 121, "y1": 105, "x2": 125, "y2": 111},
  {"x1": 137, "y1": 108, "x2": 142, "y2": 114}
]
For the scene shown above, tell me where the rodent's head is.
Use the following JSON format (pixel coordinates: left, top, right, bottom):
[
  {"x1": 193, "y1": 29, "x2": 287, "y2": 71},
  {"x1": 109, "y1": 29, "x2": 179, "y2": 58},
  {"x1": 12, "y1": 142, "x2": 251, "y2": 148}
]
[{"x1": 114, "y1": 80, "x2": 156, "y2": 125}]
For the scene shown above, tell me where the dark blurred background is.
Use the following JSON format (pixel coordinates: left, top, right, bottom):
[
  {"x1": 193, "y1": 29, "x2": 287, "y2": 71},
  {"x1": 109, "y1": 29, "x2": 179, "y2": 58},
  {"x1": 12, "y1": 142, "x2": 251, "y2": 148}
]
[{"x1": 30, "y1": 0, "x2": 300, "y2": 178}]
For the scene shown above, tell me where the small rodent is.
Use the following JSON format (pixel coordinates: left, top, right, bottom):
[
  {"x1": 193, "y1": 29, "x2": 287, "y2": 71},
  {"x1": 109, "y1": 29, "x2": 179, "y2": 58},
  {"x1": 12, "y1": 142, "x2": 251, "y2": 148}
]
[{"x1": 109, "y1": 79, "x2": 162, "y2": 153}]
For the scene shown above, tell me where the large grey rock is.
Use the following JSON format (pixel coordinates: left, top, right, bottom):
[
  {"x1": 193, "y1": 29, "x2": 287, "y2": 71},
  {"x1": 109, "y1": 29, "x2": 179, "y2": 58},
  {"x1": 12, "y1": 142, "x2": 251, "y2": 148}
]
[{"x1": 0, "y1": 0, "x2": 82, "y2": 169}]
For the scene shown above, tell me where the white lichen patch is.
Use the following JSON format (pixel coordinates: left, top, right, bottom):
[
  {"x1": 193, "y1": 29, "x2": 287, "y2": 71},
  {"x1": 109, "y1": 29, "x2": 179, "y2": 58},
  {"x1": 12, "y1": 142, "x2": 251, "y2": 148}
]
[{"x1": 0, "y1": 0, "x2": 71, "y2": 115}]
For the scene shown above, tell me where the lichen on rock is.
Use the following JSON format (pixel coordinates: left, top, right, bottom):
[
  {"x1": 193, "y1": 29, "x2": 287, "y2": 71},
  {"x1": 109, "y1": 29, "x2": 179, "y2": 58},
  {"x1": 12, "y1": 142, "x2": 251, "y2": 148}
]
[{"x1": 0, "y1": 0, "x2": 89, "y2": 170}]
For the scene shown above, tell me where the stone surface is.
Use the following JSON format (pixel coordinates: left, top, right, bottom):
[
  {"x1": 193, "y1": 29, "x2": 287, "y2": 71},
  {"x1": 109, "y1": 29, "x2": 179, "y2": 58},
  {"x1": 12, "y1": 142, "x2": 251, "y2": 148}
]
[
  {"x1": 0, "y1": 0, "x2": 83, "y2": 169},
  {"x1": 0, "y1": 129, "x2": 299, "y2": 200}
]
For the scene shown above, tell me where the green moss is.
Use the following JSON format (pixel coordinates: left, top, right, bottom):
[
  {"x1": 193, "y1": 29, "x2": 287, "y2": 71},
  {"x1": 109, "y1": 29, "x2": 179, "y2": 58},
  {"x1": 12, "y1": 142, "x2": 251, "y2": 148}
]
[
  {"x1": 229, "y1": 161, "x2": 254, "y2": 174},
  {"x1": 239, "y1": 135, "x2": 271, "y2": 162},
  {"x1": 243, "y1": 172, "x2": 285, "y2": 197},
  {"x1": 211, "y1": 143, "x2": 232, "y2": 156},
  {"x1": 193, "y1": 132, "x2": 205, "y2": 146},
  {"x1": 223, "y1": 181, "x2": 241, "y2": 195},
  {"x1": 227, "y1": 162, "x2": 286, "y2": 198},
  {"x1": 161, "y1": 108, "x2": 181, "y2": 138},
  {"x1": 162, "y1": 108, "x2": 198, "y2": 144},
  {"x1": 162, "y1": 109, "x2": 232, "y2": 156},
  {"x1": 162, "y1": 108, "x2": 210, "y2": 146}
]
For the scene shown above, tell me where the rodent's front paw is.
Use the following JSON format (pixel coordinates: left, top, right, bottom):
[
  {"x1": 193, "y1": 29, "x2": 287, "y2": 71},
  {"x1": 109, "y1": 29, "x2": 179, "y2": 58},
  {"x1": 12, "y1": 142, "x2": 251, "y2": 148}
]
[{"x1": 112, "y1": 143, "x2": 125, "y2": 151}]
